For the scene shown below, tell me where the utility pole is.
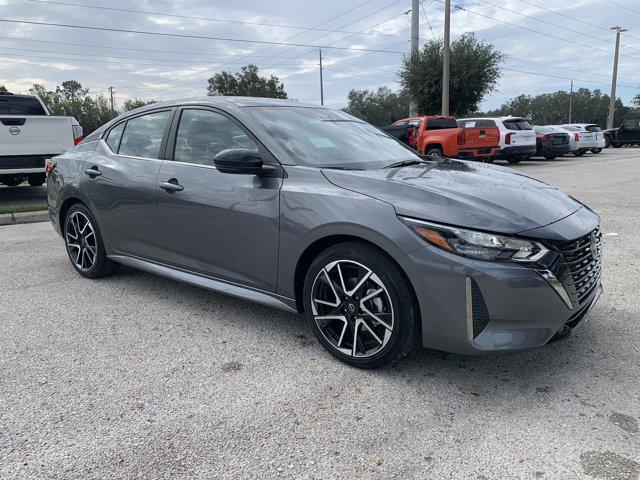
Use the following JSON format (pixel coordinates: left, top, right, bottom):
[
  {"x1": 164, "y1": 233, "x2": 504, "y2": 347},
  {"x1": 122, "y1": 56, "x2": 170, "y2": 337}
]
[
  {"x1": 319, "y1": 49, "x2": 324, "y2": 106},
  {"x1": 441, "y1": 0, "x2": 451, "y2": 116},
  {"x1": 568, "y1": 79, "x2": 573, "y2": 123},
  {"x1": 409, "y1": 0, "x2": 419, "y2": 116},
  {"x1": 108, "y1": 86, "x2": 115, "y2": 116},
  {"x1": 607, "y1": 26, "x2": 626, "y2": 129}
]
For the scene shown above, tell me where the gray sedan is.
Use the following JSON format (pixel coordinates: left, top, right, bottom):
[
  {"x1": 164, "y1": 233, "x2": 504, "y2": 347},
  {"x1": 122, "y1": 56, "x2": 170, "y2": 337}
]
[{"x1": 47, "y1": 97, "x2": 602, "y2": 368}]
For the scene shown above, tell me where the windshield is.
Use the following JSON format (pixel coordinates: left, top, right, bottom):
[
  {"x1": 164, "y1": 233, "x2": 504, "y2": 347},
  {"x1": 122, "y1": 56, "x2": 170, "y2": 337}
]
[{"x1": 246, "y1": 107, "x2": 420, "y2": 169}]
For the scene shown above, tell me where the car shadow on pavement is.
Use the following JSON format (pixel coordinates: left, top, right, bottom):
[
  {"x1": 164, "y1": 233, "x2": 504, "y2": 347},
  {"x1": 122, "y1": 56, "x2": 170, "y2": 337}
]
[{"x1": 111, "y1": 264, "x2": 602, "y2": 399}]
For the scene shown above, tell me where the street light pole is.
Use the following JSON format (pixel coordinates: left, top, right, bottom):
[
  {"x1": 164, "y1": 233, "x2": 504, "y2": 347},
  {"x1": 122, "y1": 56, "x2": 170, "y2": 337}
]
[
  {"x1": 441, "y1": 0, "x2": 451, "y2": 116},
  {"x1": 607, "y1": 26, "x2": 626, "y2": 129},
  {"x1": 409, "y1": 0, "x2": 419, "y2": 116},
  {"x1": 319, "y1": 49, "x2": 324, "y2": 106}
]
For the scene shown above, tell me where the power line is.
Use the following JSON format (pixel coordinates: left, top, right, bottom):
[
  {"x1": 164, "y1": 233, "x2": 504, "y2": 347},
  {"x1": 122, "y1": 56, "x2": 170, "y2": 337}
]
[
  {"x1": 421, "y1": 0, "x2": 437, "y2": 39},
  {"x1": 473, "y1": 0, "x2": 620, "y2": 47},
  {"x1": 0, "y1": 18, "x2": 407, "y2": 54},
  {"x1": 23, "y1": 0, "x2": 413, "y2": 40},
  {"x1": 501, "y1": 66, "x2": 638, "y2": 90},
  {"x1": 0, "y1": 44, "x2": 316, "y2": 65},
  {"x1": 434, "y1": 0, "x2": 640, "y2": 62},
  {"x1": 606, "y1": 0, "x2": 640, "y2": 17},
  {"x1": 167, "y1": 0, "x2": 378, "y2": 90}
]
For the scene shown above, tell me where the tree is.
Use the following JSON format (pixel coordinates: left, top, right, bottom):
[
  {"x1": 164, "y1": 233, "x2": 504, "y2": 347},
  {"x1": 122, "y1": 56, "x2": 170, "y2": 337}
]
[
  {"x1": 123, "y1": 98, "x2": 157, "y2": 111},
  {"x1": 400, "y1": 32, "x2": 503, "y2": 116},
  {"x1": 207, "y1": 64, "x2": 287, "y2": 98},
  {"x1": 484, "y1": 88, "x2": 637, "y2": 126},
  {"x1": 0, "y1": 85, "x2": 8, "y2": 94},
  {"x1": 30, "y1": 81, "x2": 117, "y2": 134},
  {"x1": 342, "y1": 87, "x2": 409, "y2": 126},
  {"x1": 634, "y1": 92, "x2": 640, "y2": 108}
]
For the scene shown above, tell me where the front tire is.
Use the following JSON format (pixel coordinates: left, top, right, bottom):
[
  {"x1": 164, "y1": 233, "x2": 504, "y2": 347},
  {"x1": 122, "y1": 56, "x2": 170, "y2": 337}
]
[
  {"x1": 604, "y1": 136, "x2": 611, "y2": 148},
  {"x1": 507, "y1": 156, "x2": 522, "y2": 164},
  {"x1": 28, "y1": 174, "x2": 45, "y2": 187},
  {"x1": 591, "y1": 148, "x2": 602, "y2": 154},
  {"x1": 64, "y1": 204, "x2": 119, "y2": 279},
  {"x1": 303, "y1": 242, "x2": 419, "y2": 369},
  {"x1": 544, "y1": 154, "x2": 557, "y2": 160},
  {"x1": 573, "y1": 150, "x2": 586, "y2": 157}
]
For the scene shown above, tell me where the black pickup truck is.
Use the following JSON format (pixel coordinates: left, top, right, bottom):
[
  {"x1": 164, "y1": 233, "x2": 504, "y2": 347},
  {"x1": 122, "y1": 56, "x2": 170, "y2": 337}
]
[{"x1": 604, "y1": 118, "x2": 640, "y2": 148}]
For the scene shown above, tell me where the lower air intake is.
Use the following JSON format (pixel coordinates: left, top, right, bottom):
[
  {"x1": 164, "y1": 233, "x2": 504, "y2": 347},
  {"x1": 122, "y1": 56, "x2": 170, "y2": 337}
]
[{"x1": 466, "y1": 277, "x2": 490, "y2": 340}]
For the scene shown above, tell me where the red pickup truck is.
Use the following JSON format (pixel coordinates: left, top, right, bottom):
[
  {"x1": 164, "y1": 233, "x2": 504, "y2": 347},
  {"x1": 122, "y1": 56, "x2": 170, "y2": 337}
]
[{"x1": 383, "y1": 116, "x2": 500, "y2": 160}]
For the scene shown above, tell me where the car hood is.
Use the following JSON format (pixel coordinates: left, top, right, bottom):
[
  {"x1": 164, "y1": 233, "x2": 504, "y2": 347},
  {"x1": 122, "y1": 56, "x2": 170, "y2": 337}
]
[{"x1": 322, "y1": 159, "x2": 582, "y2": 235}]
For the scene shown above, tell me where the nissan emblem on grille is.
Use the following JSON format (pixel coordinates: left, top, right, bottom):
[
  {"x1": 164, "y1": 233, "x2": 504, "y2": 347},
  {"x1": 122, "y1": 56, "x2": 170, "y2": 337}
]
[{"x1": 8, "y1": 126, "x2": 21, "y2": 135}]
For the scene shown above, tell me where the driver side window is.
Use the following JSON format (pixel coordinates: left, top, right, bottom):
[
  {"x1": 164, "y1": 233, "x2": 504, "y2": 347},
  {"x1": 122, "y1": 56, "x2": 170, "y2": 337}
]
[{"x1": 174, "y1": 109, "x2": 258, "y2": 166}]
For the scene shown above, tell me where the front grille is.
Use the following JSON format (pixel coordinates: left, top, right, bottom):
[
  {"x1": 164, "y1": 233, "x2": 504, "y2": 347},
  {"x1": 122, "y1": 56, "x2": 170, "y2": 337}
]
[{"x1": 554, "y1": 228, "x2": 602, "y2": 308}]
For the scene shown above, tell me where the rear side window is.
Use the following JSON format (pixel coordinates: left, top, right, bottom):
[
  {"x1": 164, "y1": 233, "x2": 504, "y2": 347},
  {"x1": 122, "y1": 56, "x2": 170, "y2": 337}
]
[
  {"x1": 119, "y1": 111, "x2": 171, "y2": 159},
  {"x1": 503, "y1": 119, "x2": 533, "y2": 130},
  {"x1": 105, "y1": 122, "x2": 125, "y2": 152},
  {"x1": 0, "y1": 96, "x2": 47, "y2": 115},
  {"x1": 425, "y1": 118, "x2": 458, "y2": 130},
  {"x1": 622, "y1": 119, "x2": 640, "y2": 129},
  {"x1": 585, "y1": 125, "x2": 602, "y2": 132}
]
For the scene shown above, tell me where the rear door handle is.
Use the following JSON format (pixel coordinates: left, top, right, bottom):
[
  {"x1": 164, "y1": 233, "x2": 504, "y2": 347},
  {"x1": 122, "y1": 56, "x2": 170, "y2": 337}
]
[
  {"x1": 159, "y1": 179, "x2": 184, "y2": 193},
  {"x1": 84, "y1": 166, "x2": 102, "y2": 177}
]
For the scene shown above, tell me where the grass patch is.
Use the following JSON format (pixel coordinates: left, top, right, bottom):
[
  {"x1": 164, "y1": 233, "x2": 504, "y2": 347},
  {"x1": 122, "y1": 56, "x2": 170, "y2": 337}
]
[{"x1": 0, "y1": 204, "x2": 48, "y2": 215}]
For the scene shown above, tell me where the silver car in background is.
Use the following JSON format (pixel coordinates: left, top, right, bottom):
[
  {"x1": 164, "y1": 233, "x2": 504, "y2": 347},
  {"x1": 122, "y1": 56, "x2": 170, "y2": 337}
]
[
  {"x1": 563, "y1": 124, "x2": 606, "y2": 153},
  {"x1": 47, "y1": 97, "x2": 603, "y2": 369}
]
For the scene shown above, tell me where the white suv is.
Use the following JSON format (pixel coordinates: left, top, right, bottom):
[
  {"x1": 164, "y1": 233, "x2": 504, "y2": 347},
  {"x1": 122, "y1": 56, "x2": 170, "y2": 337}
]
[{"x1": 458, "y1": 116, "x2": 536, "y2": 164}]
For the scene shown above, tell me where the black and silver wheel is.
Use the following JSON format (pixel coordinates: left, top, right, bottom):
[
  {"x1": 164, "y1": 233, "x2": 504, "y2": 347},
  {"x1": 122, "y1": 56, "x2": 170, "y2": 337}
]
[
  {"x1": 425, "y1": 147, "x2": 443, "y2": 158},
  {"x1": 64, "y1": 204, "x2": 119, "y2": 278},
  {"x1": 303, "y1": 243, "x2": 419, "y2": 369}
]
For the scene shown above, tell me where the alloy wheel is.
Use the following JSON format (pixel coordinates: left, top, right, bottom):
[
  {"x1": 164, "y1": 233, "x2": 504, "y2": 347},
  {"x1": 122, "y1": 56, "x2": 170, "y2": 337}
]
[
  {"x1": 310, "y1": 260, "x2": 394, "y2": 358},
  {"x1": 65, "y1": 211, "x2": 97, "y2": 271}
]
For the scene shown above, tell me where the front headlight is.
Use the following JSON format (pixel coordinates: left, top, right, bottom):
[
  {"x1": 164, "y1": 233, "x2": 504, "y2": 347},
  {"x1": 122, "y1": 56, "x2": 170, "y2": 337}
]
[{"x1": 401, "y1": 217, "x2": 548, "y2": 262}]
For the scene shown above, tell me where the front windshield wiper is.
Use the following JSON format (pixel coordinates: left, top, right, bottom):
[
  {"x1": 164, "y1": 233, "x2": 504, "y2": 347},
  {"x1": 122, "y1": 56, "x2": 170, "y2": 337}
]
[{"x1": 384, "y1": 159, "x2": 429, "y2": 169}]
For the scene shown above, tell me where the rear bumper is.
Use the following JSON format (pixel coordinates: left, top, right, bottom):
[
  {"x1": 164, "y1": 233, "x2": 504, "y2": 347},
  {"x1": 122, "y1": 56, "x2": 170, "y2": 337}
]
[
  {"x1": 537, "y1": 144, "x2": 572, "y2": 156},
  {"x1": 496, "y1": 145, "x2": 536, "y2": 159},
  {"x1": 0, "y1": 155, "x2": 55, "y2": 174},
  {"x1": 457, "y1": 146, "x2": 499, "y2": 158}
]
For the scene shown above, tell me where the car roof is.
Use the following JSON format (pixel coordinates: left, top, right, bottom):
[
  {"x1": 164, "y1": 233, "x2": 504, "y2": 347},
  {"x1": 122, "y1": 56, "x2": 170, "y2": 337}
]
[{"x1": 131, "y1": 96, "x2": 320, "y2": 113}]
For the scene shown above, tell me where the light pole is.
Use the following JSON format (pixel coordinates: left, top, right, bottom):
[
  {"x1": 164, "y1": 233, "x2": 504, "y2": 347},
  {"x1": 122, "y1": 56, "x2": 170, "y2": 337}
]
[
  {"x1": 409, "y1": 0, "x2": 419, "y2": 116},
  {"x1": 441, "y1": 0, "x2": 451, "y2": 116},
  {"x1": 568, "y1": 79, "x2": 573, "y2": 123},
  {"x1": 607, "y1": 26, "x2": 626, "y2": 129}
]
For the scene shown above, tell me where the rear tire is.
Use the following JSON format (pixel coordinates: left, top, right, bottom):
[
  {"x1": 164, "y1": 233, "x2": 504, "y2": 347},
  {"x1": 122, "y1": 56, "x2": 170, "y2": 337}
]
[
  {"x1": 28, "y1": 174, "x2": 45, "y2": 187},
  {"x1": 425, "y1": 147, "x2": 443, "y2": 158},
  {"x1": 303, "y1": 242, "x2": 419, "y2": 369},
  {"x1": 612, "y1": 142, "x2": 621, "y2": 148},
  {"x1": 507, "y1": 156, "x2": 522, "y2": 164},
  {"x1": 591, "y1": 148, "x2": 602, "y2": 154},
  {"x1": 2, "y1": 176, "x2": 22, "y2": 187},
  {"x1": 544, "y1": 154, "x2": 557, "y2": 160},
  {"x1": 573, "y1": 150, "x2": 586, "y2": 157},
  {"x1": 604, "y1": 136, "x2": 611, "y2": 148},
  {"x1": 64, "y1": 204, "x2": 119, "y2": 279}
]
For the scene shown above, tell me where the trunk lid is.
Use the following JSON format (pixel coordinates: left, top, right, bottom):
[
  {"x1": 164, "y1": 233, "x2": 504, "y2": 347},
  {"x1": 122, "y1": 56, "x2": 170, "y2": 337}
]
[{"x1": 0, "y1": 115, "x2": 75, "y2": 156}]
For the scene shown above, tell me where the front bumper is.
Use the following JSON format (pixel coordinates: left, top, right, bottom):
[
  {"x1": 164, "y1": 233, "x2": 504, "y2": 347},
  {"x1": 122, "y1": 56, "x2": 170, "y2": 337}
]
[{"x1": 396, "y1": 213, "x2": 602, "y2": 355}]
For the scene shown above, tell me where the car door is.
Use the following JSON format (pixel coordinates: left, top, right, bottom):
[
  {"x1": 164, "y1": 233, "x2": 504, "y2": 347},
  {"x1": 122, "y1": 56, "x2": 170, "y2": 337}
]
[
  {"x1": 83, "y1": 109, "x2": 173, "y2": 261},
  {"x1": 156, "y1": 107, "x2": 282, "y2": 291},
  {"x1": 620, "y1": 119, "x2": 639, "y2": 143}
]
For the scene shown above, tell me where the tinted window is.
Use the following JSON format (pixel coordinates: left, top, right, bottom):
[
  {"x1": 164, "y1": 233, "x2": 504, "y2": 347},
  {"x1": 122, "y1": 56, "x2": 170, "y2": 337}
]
[
  {"x1": 174, "y1": 109, "x2": 257, "y2": 166},
  {"x1": 425, "y1": 118, "x2": 458, "y2": 130},
  {"x1": 534, "y1": 126, "x2": 554, "y2": 134},
  {"x1": 585, "y1": 125, "x2": 602, "y2": 132},
  {"x1": 119, "y1": 111, "x2": 171, "y2": 159},
  {"x1": 503, "y1": 119, "x2": 532, "y2": 130},
  {"x1": 622, "y1": 119, "x2": 640, "y2": 130},
  {"x1": 0, "y1": 96, "x2": 47, "y2": 115},
  {"x1": 105, "y1": 122, "x2": 125, "y2": 152}
]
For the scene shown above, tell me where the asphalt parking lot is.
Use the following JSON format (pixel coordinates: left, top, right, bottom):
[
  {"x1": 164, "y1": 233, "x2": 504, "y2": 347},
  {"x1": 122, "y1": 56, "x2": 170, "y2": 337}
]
[{"x1": 1, "y1": 148, "x2": 639, "y2": 479}]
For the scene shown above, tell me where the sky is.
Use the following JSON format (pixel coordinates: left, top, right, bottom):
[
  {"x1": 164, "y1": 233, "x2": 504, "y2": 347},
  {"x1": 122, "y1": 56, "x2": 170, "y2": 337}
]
[{"x1": 0, "y1": 0, "x2": 639, "y2": 111}]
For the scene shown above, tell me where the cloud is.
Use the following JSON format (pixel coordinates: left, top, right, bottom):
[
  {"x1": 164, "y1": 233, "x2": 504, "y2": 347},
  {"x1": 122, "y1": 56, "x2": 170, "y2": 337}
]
[{"x1": 0, "y1": 0, "x2": 637, "y2": 112}]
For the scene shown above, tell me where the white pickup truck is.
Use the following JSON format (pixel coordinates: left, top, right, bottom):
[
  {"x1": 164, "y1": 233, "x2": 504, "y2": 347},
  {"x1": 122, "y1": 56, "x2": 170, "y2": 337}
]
[{"x1": 0, "y1": 92, "x2": 83, "y2": 187}]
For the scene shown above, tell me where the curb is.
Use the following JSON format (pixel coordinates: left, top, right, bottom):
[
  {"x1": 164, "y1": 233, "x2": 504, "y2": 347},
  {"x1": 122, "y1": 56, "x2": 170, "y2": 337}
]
[{"x1": 0, "y1": 210, "x2": 49, "y2": 226}]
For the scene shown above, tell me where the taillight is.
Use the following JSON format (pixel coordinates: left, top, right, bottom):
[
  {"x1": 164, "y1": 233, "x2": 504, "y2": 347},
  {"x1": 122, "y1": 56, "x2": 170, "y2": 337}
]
[
  {"x1": 72, "y1": 124, "x2": 84, "y2": 145},
  {"x1": 505, "y1": 132, "x2": 512, "y2": 145},
  {"x1": 574, "y1": 132, "x2": 579, "y2": 142},
  {"x1": 45, "y1": 160, "x2": 56, "y2": 177},
  {"x1": 457, "y1": 129, "x2": 466, "y2": 145}
]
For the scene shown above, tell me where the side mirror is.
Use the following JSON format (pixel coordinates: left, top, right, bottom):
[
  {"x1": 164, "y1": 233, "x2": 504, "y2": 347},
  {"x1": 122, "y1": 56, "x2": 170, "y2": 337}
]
[{"x1": 214, "y1": 148, "x2": 268, "y2": 175}]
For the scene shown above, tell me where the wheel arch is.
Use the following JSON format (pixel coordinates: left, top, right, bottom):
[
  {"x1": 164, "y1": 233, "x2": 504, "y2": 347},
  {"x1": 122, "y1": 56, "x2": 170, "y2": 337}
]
[{"x1": 422, "y1": 143, "x2": 444, "y2": 155}]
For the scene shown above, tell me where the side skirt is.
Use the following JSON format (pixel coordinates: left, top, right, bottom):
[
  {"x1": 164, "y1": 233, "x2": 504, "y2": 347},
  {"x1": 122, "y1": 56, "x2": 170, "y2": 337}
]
[{"x1": 109, "y1": 254, "x2": 298, "y2": 313}]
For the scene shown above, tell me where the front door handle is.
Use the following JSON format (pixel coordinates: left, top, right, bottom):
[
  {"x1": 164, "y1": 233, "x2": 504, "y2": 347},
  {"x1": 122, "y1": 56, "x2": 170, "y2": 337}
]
[
  {"x1": 84, "y1": 166, "x2": 102, "y2": 177},
  {"x1": 159, "y1": 179, "x2": 184, "y2": 193}
]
